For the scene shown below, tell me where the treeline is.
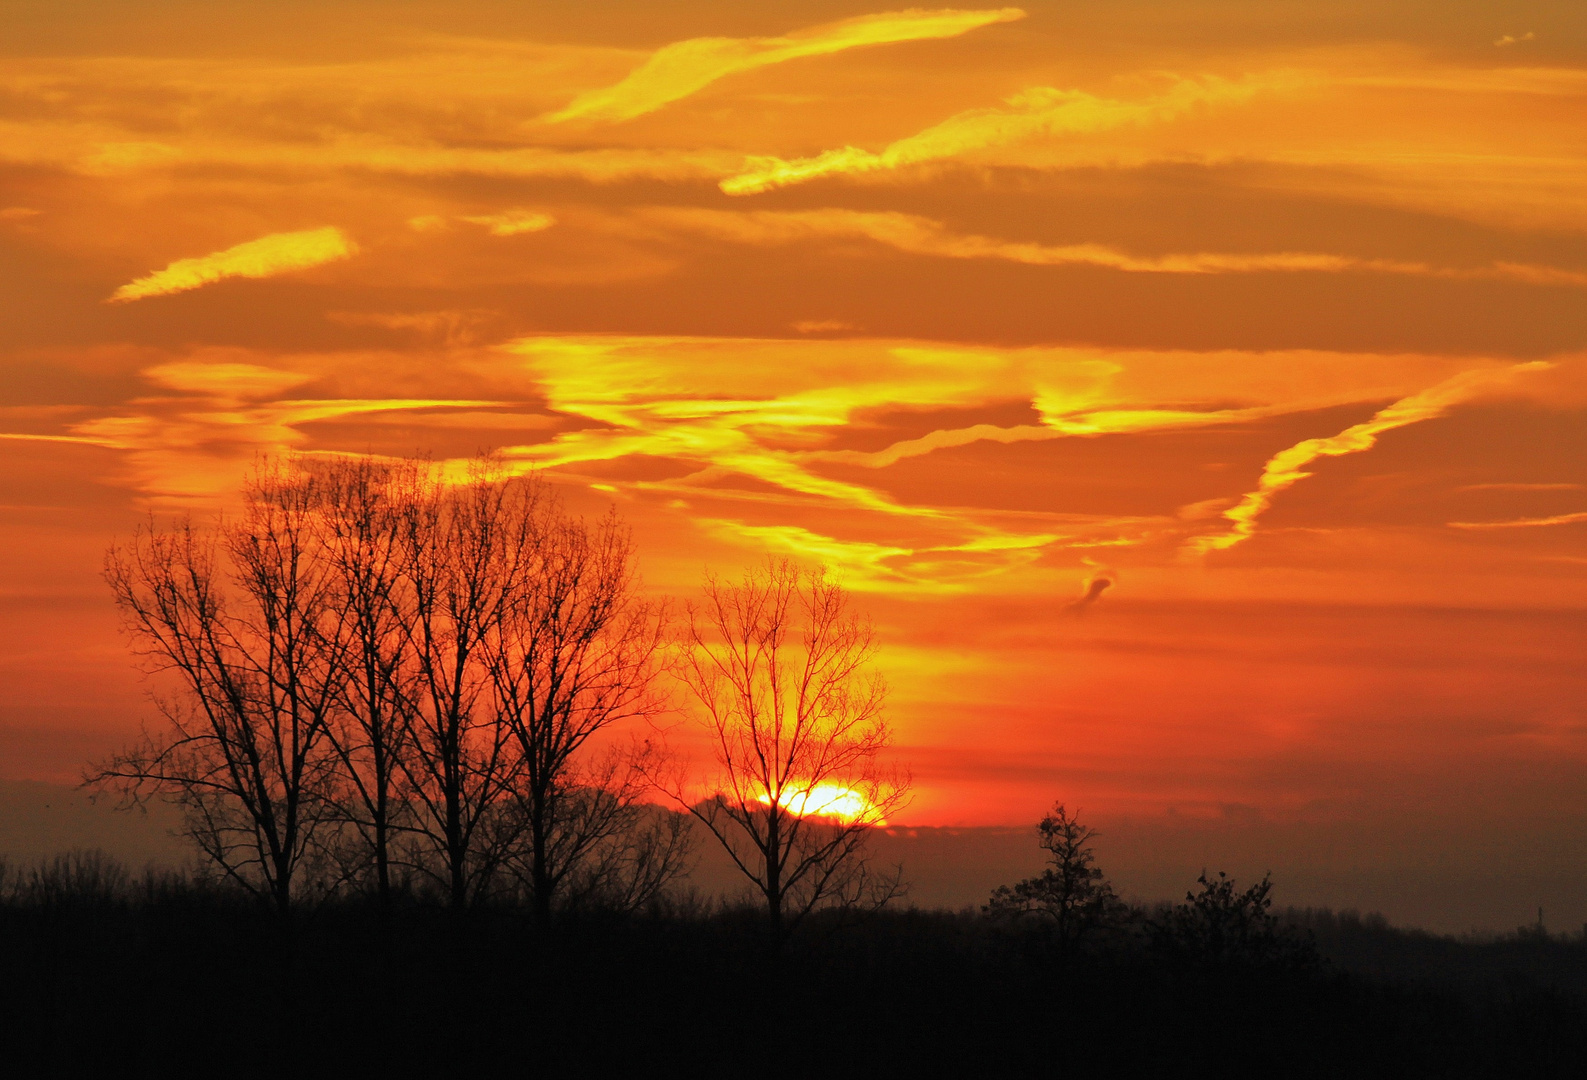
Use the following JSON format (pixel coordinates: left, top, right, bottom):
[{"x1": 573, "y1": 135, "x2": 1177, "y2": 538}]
[{"x1": 1, "y1": 847, "x2": 1583, "y2": 1077}]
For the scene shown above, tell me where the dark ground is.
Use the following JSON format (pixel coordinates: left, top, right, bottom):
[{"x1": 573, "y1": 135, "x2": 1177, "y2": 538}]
[{"x1": 1, "y1": 862, "x2": 1583, "y2": 1078}]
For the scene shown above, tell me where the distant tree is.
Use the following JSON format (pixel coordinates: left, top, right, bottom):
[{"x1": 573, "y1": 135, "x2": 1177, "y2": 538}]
[
  {"x1": 986, "y1": 803, "x2": 1119, "y2": 952},
  {"x1": 1151, "y1": 870, "x2": 1318, "y2": 970},
  {"x1": 91, "y1": 463, "x2": 345, "y2": 913},
  {"x1": 674, "y1": 559, "x2": 909, "y2": 945}
]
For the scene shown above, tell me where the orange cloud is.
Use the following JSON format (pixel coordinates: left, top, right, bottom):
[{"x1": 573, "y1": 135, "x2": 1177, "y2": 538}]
[
  {"x1": 108, "y1": 227, "x2": 356, "y2": 302},
  {"x1": 721, "y1": 75, "x2": 1285, "y2": 193},
  {"x1": 544, "y1": 7, "x2": 1025, "y2": 124}
]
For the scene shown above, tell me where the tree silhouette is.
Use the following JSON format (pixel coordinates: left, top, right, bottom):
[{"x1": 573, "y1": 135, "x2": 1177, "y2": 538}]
[
  {"x1": 91, "y1": 462, "x2": 345, "y2": 913},
  {"x1": 313, "y1": 456, "x2": 420, "y2": 914},
  {"x1": 387, "y1": 466, "x2": 532, "y2": 909},
  {"x1": 986, "y1": 803, "x2": 1119, "y2": 953},
  {"x1": 1151, "y1": 870, "x2": 1318, "y2": 970},
  {"x1": 674, "y1": 559, "x2": 909, "y2": 945},
  {"x1": 480, "y1": 500, "x2": 687, "y2": 922},
  {"x1": 91, "y1": 454, "x2": 685, "y2": 917}
]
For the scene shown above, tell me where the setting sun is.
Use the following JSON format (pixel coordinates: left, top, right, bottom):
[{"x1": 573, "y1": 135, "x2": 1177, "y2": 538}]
[{"x1": 758, "y1": 784, "x2": 881, "y2": 825}]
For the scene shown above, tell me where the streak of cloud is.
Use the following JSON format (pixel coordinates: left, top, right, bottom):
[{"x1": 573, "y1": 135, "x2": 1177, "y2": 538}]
[
  {"x1": 720, "y1": 75, "x2": 1283, "y2": 193},
  {"x1": 108, "y1": 227, "x2": 356, "y2": 302},
  {"x1": 644, "y1": 207, "x2": 1587, "y2": 288},
  {"x1": 1448, "y1": 511, "x2": 1587, "y2": 529},
  {"x1": 544, "y1": 8, "x2": 1025, "y2": 124},
  {"x1": 1188, "y1": 363, "x2": 1554, "y2": 554},
  {"x1": 460, "y1": 209, "x2": 554, "y2": 236}
]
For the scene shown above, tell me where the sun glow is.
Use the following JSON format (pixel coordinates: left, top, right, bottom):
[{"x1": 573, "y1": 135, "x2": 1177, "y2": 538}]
[{"x1": 758, "y1": 784, "x2": 881, "y2": 825}]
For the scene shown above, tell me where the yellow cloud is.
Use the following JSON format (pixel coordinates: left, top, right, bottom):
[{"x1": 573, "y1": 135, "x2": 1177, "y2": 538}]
[
  {"x1": 460, "y1": 209, "x2": 555, "y2": 236},
  {"x1": 545, "y1": 7, "x2": 1025, "y2": 124},
  {"x1": 721, "y1": 75, "x2": 1281, "y2": 193},
  {"x1": 1189, "y1": 363, "x2": 1553, "y2": 554},
  {"x1": 108, "y1": 227, "x2": 356, "y2": 302}
]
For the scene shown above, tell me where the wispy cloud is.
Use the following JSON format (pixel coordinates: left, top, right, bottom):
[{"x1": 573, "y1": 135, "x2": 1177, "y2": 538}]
[
  {"x1": 108, "y1": 227, "x2": 356, "y2": 302},
  {"x1": 1189, "y1": 363, "x2": 1553, "y2": 553},
  {"x1": 544, "y1": 7, "x2": 1024, "y2": 124},
  {"x1": 1449, "y1": 511, "x2": 1587, "y2": 529},
  {"x1": 721, "y1": 75, "x2": 1281, "y2": 193},
  {"x1": 646, "y1": 207, "x2": 1587, "y2": 287},
  {"x1": 459, "y1": 209, "x2": 555, "y2": 236}
]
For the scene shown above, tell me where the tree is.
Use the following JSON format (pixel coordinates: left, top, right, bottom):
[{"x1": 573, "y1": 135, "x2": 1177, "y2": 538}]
[
  {"x1": 480, "y1": 503, "x2": 686, "y2": 923},
  {"x1": 675, "y1": 559, "x2": 909, "y2": 944},
  {"x1": 91, "y1": 463, "x2": 346, "y2": 914},
  {"x1": 92, "y1": 454, "x2": 685, "y2": 919},
  {"x1": 311, "y1": 456, "x2": 420, "y2": 914},
  {"x1": 1150, "y1": 870, "x2": 1318, "y2": 970},
  {"x1": 986, "y1": 803, "x2": 1119, "y2": 952},
  {"x1": 386, "y1": 465, "x2": 537, "y2": 909}
]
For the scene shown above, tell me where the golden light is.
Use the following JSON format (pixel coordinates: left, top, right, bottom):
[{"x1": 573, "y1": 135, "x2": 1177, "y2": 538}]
[{"x1": 758, "y1": 784, "x2": 881, "y2": 826}]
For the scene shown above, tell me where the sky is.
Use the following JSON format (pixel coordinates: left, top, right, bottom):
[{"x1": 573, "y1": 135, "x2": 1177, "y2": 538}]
[{"x1": 2, "y1": 0, "x2": 1585, "y2": 922}]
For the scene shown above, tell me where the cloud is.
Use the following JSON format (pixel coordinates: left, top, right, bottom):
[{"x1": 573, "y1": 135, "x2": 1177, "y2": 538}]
[
  {"x1": 720, "y1": 75, "x2": 1280, "y2": 193},
  {"x1": 1065, "y1": 562, "x2": 1116, "y2": 613},
  {"x1": 108, "y1": 227, "x2": 356, "y2": 302},
  {"x1": 643, "y1": 207, "x2": 1587, "y2": 288},
  {"x1": 1494, "y1": 32, "x2": 1536, "y2": 47},
  {"x1": 459, "y1": 209, "x2": 555, "y2": 236},
  {"x1": 1188, "y1": 363, "x2": 1554, "y2": 553},
  {"x1": 142, "y1": 361, "x2": 315, "y2": 398},
  {"x1": 544, "y1": 7, "x2": 1025, "y2": 124},
  {"x1": 1448, "y1": 511, "x2": 1587, "y2": 530},
  {"x1": 792, "y1": 319, "x2": 856, "y2": 334},
  {"x1": 1, "y1": 206, "x2": 42, "y2": 220}
]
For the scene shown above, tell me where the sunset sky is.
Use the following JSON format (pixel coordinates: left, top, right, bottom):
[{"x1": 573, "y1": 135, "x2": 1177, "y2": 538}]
[{"x1": 2, "y1": 1, "x2": 1585, "y2": 921}]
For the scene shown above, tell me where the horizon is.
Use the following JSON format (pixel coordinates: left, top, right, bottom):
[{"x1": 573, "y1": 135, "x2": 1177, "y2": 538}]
[{"x1": 1, "y1": 0, "x2": 1585, "y2": 934}]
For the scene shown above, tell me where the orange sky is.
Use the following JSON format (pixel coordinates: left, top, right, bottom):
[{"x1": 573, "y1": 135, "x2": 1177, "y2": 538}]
[{"x1": 2, "y1": 0, "x2": 1585, "y2": 890}]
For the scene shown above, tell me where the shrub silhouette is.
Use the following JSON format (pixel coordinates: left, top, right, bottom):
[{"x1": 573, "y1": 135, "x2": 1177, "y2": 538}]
[{"x1": 1151, "y1": 870, "x2": 1318, "y2": 970}]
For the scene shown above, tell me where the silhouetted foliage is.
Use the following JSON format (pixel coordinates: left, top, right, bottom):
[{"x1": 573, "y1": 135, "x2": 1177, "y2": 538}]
[
  {"x1": 1151, "y1": 870, "x2": 1319, "y2": 971},
  {"x1": 0, "y1": 852, "x2": 1582, "y2": 1079},
  {"x1": 985, "y1": 803, "x2": 1121, "y2": 953}
]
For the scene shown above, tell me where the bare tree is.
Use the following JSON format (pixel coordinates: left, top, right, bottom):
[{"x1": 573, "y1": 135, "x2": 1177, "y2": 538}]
[
  {"x1": 388, "y1": 466, "x2": 533, "y2": 909},
  {"x1": 481, "y1": 503, "x2": 686, "y2": 923},
  {"x1": 675, "y1": 559, "x2": 909, "y2": 944},
  {"x1": 93, "y1": 453, "x2": 684, "y2": 918},
  {"x1": 310, "y1": 456, "x2": 420, "y2": 913},
  {"x1": 91, "y1": 463, "x2": 345, "y2": 913}
]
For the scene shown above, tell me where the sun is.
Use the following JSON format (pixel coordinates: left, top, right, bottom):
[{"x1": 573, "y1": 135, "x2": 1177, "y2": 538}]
[{"x1": 758, "y1": 783, "x2": 882, "y2": 826}]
